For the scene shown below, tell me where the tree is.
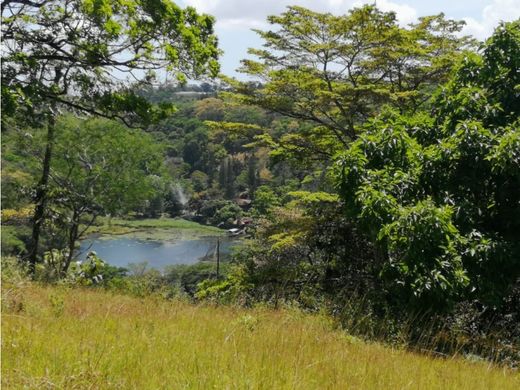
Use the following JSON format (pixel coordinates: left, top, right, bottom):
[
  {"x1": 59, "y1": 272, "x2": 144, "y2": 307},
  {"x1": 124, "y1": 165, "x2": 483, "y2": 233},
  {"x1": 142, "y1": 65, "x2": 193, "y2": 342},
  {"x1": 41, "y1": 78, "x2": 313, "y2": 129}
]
[
  {"x1": 194, "y1": 98, "x2": 225, "y2": 121},
  {"x1": 246, "y1": 154, "x2": 259, "y2": 192},
  {"x1": 190, "y1": 170, "x2": 209, "y2": 192},
  {"x1": 218, "y1": 157, "x2": 235, "y2": 199},
  {"x1": 1, "y1": 0, "x2": 220, "y2": 271},
  {"x1": 21, "y1": 116, "x2": 165, "y2": 272},
  {"x1": 332, "y1": 20, "x2": 520, "y2": 310},
  {"x1": 230, "y1": 5, "x2": 473, "y2": 158},
  {"x1": 252, "y1": 185, "x2": 279, "y2": 215}
]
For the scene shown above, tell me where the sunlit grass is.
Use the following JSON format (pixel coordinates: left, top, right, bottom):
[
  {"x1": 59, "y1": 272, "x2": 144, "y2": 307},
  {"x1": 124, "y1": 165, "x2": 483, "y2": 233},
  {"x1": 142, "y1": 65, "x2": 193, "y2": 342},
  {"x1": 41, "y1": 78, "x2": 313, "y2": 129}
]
[
  {"x1": 86, "y1": 217, "x2": 223, "y2": 240},
  {"x1": 2, "y1": 284, "x2": 518, "y2": 389}
]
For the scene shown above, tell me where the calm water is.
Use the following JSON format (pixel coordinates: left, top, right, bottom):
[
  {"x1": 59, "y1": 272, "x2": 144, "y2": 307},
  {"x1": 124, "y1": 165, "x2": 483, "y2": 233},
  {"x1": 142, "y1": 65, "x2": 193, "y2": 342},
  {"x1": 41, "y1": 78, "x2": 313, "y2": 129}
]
[{"x1": 79, "y1": 237, "x2": 233, "y2": 270}]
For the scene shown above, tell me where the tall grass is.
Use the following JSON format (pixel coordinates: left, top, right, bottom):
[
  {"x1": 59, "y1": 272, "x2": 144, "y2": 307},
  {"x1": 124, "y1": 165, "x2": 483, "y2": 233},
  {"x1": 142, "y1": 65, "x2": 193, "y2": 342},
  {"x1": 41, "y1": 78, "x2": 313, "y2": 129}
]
[
  {"x1": 2, "y1": 283, "x2": 518, "y2": 389},
  {"x1": 334, "y1": 295, "x2": 519, "y2": 365}
]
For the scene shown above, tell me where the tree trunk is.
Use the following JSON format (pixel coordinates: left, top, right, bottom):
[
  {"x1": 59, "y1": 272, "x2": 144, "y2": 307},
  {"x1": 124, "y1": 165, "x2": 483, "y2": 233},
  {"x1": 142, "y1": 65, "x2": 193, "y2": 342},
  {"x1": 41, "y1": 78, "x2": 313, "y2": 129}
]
[
  {"x1": 63, "y1": 209, "x2": 80, "y2": 275},
  {"x1": 27, "y1": 115, "x2": 56, "y2": 274}
]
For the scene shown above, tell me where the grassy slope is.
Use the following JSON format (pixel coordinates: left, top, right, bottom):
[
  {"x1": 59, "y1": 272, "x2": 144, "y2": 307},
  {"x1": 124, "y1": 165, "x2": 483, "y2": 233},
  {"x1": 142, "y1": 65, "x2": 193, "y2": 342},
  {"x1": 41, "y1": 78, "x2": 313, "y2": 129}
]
[
  {"x1": 2, "y1": 284, "x2": 518, "y2": 389},
  {"x1": 86, "y1": 217, "x2": 223, "y2": 241}
]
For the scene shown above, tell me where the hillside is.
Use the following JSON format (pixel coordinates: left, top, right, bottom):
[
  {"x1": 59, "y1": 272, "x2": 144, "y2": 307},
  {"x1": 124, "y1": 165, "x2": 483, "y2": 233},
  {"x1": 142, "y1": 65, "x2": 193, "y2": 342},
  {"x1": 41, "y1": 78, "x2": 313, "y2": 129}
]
[{"x1": 2, "y1": 284, "x2": 518, "y2": 389}]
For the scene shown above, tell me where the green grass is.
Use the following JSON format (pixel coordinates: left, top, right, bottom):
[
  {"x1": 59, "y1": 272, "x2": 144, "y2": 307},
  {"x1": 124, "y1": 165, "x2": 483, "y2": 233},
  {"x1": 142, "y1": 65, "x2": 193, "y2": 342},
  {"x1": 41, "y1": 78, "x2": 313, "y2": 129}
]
[
  {"x1": 86, "y1": 217, "x2": 223, "y2": 241},
  {"x1": 2, "y1": 283, "x2": 518, "y2": 389}
]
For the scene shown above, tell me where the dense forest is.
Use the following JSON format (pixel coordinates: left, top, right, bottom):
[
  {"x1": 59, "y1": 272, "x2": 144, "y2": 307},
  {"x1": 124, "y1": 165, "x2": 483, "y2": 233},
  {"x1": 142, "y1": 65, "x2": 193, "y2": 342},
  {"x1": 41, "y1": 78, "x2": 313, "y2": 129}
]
[{"x1": 2, "y1": 0, "x2": 519, "y2": 373}]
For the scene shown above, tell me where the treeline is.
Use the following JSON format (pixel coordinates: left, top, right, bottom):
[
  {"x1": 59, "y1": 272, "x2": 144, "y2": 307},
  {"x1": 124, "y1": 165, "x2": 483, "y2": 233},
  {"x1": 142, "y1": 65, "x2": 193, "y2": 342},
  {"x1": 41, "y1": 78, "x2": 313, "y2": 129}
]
[{"x1": 138, "y1": 91, "x2": 313, "y2": 224}]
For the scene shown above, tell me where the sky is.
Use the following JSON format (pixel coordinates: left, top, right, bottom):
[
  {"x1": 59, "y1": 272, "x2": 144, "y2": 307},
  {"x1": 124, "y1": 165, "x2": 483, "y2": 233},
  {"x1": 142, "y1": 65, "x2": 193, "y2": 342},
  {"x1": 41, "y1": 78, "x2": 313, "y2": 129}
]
[{"x1": 180, "y1": 0, "x2": 520, "y2": 78}]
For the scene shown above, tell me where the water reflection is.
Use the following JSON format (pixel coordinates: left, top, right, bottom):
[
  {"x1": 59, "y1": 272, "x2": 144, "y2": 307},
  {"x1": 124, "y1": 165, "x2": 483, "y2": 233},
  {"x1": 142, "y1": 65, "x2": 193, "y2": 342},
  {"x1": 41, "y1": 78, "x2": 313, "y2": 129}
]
[{"x1": 79, "y1": 237, "x2": 233, "y2": 271}]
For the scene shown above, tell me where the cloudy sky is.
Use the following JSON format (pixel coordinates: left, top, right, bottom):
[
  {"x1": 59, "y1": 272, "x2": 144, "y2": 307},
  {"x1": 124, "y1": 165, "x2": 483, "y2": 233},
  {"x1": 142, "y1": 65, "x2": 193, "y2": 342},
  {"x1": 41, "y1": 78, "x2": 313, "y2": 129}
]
[{"x1": 180, "y1": 0, "x2": 520, "y2": 78}]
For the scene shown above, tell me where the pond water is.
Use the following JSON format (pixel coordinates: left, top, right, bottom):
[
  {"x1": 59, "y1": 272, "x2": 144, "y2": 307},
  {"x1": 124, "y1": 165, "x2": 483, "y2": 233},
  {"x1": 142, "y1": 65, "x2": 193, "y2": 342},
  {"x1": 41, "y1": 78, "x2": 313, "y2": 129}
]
[{"x1": 79, "y1": 236, "x2": 234, "y2": 271}]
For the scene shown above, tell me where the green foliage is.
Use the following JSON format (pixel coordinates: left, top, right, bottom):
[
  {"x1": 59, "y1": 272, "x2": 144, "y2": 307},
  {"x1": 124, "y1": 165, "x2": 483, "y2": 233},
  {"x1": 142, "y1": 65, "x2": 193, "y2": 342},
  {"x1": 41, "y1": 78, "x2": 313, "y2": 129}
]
[
  {"x1": 251, "y1": 185, "x2": 280, "y2": 215},
  {"x1": 378, "y1": 200, "x2": 468, "y2": 309},
  {"x1": 287, "y1": 191, "x2": 339, "y2": 206},
  {"x1": 134, "y1": 88, "x2": 296, "y2": 223},
  {"x1": 51, "y1": 116, "x2": 166, "y2": 216},
  {"x1": 221, "y1": 198, "x2": 378, "y2": 311},
  {"x1": 1, "y1": 226, "x2": 30, "y2": 256},
  {"x1": 194, "y1": 98, "x2": 225, "y2": 121},
  {"x1": 332, "y1": 21, "x2": 520, "y2": 309},
  {"x1": 35, "y1": 249, "x2": 70, "y2": 282},
  {"x1": 1, "y1": 0, "x2": 220, "y2": 126},
  {"x1": 0, "y1": 136, "x2": 36, "y2": 209},
  {"x1": 209, "y1": 201, "x2": 242, "y2": 226},
  {"x1": 0, "y1": 256, "x2": 30, "y2": 285},
  {"x1": 38, "y1": 249, "x2": 120, "y2": 284},
  {"x1": 68, "y1": 252, "x2": 116, "y2": 286},
  {"x1": 165, "y1": 262, "x2": 227, "y2": 296},
  {"x1": 190, "y1": 170, "x2": 209, "y2": 192},
  {"x1": 229, "y1": 4, "x2": 472, "y2": 161}
]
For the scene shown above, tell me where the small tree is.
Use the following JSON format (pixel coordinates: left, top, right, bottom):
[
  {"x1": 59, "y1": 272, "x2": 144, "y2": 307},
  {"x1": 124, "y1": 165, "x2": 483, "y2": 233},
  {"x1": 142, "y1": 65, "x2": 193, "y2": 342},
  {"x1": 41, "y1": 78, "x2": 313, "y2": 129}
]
[
  {"x1": 190, "y1": 170, "x2": 209, "y2": 192},
  {"x1": 252, "y1": 186, "x2": 280, "y2": 216},
  {"x1": 26, "y1": 116, "x2": 165, "y2": 273}
]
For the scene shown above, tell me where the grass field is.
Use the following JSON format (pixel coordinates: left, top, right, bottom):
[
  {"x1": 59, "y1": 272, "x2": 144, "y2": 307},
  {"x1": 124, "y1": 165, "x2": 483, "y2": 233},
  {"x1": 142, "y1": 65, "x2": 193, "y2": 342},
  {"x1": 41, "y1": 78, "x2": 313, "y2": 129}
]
[
  {"x1": 2, "y1": 283, "x2": 518, "y2": 389},
  {"x1": 86, "y1": 217, "x2": 223, "y2": 241}
]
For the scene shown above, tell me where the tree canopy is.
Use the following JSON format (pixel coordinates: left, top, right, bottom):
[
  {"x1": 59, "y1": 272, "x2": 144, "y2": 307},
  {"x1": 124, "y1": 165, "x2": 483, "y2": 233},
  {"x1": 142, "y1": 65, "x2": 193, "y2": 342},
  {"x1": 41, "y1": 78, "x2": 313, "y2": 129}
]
[
  {"x1": 1, "y1": 0, "x2": 220, "y2": 126},
  {"x1": 332, "y1": 20, "x2": 520, "y2": 309},
  {"x1": 230, "y1": 5, "x2": 473, "y2": 152}
]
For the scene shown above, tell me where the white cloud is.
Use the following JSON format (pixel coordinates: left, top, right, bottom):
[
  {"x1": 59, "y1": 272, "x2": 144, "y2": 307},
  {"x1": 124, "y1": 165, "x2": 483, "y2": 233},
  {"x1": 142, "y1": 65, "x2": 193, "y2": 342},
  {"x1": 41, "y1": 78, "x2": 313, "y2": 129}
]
[
  {"x1": 462, "y1": 0, "x2": 520, "y2": 40},
  {"x1": 185, "y1": 0, "x2": 299, "y2": 29},
  {"x1": 185, "y1": 0, "x2": 519, "y2": 39},
  {"x1": 352, "y1": 0, "x2": 417, "y2": 25},
  {"x1": 185, "y1": 0, "x2": 419, "y2": 30}
]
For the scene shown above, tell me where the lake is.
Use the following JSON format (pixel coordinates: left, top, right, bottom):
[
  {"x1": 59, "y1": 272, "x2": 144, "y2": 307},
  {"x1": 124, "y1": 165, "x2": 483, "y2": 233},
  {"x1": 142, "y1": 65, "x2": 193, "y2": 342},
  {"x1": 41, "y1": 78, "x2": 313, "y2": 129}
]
[{"x1": 79, "y1": 236, "x2": 234, "y2": 271}]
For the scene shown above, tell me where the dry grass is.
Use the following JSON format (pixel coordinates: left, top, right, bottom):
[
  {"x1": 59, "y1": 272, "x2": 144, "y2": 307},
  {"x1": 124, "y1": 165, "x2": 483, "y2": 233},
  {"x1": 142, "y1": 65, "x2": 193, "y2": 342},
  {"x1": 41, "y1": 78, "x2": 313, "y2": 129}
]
[{"x1": 2, "y1": 283, "x2": 518, "y2": 389}]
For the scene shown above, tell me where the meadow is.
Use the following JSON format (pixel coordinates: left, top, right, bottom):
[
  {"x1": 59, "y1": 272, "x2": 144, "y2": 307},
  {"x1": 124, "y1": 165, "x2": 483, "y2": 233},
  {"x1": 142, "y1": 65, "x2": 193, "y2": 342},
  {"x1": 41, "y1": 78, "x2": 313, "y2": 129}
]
[
  {"x1": 2, "y1": 283, "x2": 518, "y2": 389},
  {"x1": 86, "y1": 217, "x2": 224, "y2": 241}
]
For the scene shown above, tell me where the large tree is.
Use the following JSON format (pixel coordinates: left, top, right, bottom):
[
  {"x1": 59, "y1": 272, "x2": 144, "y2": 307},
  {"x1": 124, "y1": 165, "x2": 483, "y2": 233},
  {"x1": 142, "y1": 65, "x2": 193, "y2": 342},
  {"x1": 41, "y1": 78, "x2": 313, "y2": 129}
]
[
  {"x1": 229, "y1": 5, "x2": 473, "y2": 158},
  {"x1": 333, "y1": 20, "x2": 520, "y2": 309},
  {"x1": 1, "y1": 0, "x2": 220, "y2": 271}
]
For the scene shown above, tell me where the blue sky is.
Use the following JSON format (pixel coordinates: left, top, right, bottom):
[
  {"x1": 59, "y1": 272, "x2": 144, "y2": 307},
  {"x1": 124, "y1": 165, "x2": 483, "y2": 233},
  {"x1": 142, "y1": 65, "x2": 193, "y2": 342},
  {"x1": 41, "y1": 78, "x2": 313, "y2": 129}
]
[{"x1": 180, "y1": 0, "x2": 520, "y2": 78}]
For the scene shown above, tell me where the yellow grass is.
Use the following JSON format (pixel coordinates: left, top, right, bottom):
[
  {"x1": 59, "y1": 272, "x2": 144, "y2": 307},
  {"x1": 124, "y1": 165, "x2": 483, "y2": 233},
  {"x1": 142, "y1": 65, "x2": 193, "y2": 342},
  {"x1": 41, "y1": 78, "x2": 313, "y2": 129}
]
[{"x1": 2, "y1": 284, "x2": 518, "y2": 389}]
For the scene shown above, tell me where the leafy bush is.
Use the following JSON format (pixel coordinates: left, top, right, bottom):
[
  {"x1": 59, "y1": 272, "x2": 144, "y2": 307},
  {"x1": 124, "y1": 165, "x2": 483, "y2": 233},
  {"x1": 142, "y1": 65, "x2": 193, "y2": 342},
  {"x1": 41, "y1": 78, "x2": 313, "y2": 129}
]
[
  {"x1": 251, "y1": 185, "x2": 280, "y2": 215},
  {"x1": 378, "y1": 200, "x2": 468, "y2": 310},
  {"x1": 164, "y1": 262, "x2": 226, "y2": 296},
  {"x1": 212, "y1": 202, "x2": 243, "y2": 226},
  {"x1": 332, "y1": 22, "x2": 520, "y2": 311},
  {"x1": 1, "y1": 206, "x2": 34, "y2": 225},
  {"x1": 196, "y1": 265, "x2": 252, "y2": 304}
]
